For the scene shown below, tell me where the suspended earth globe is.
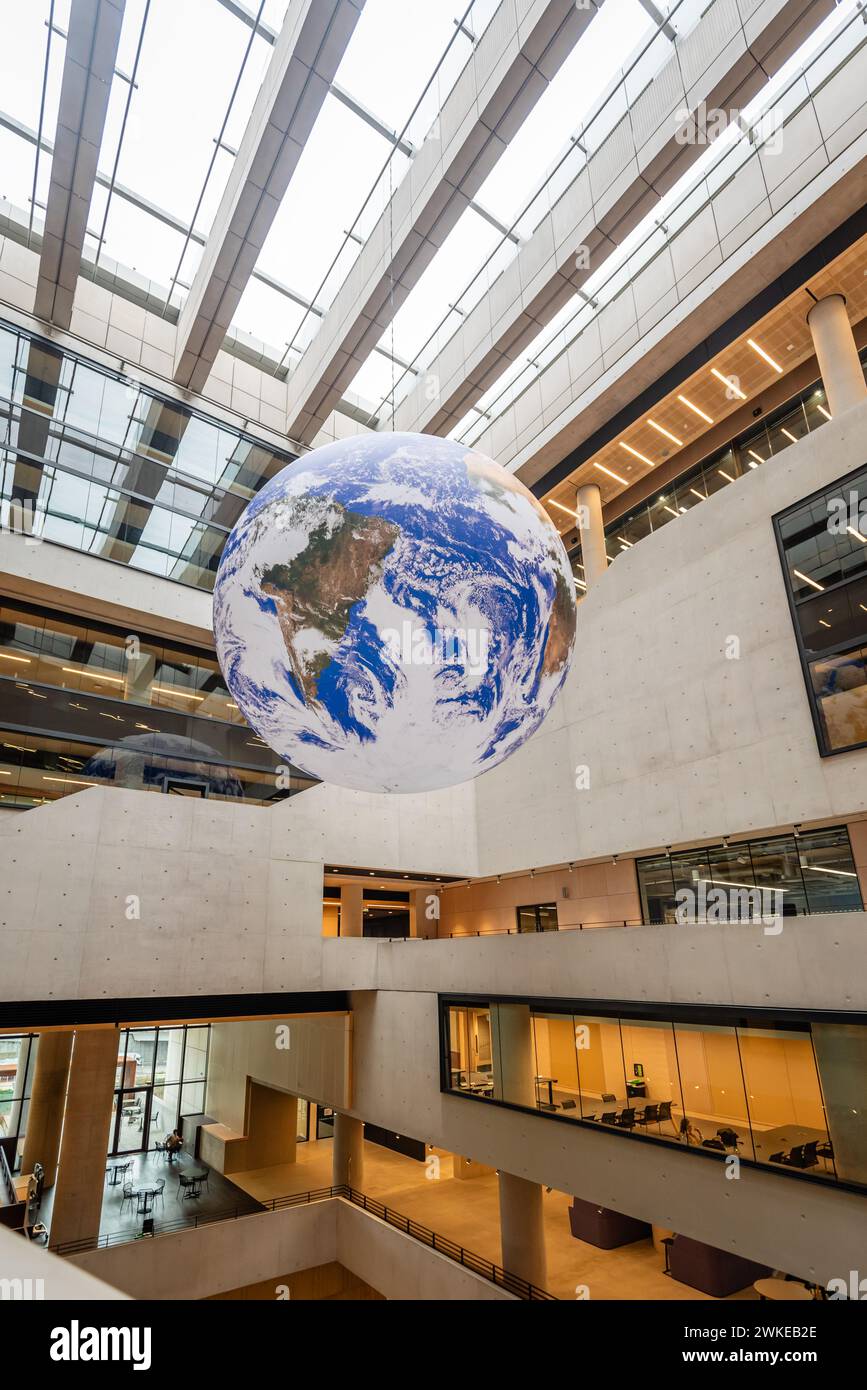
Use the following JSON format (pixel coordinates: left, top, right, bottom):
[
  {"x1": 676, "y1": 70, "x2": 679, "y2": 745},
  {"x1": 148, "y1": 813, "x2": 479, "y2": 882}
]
[{"x1": 213, "y1": 432, "x2": 577, "y2": 794}]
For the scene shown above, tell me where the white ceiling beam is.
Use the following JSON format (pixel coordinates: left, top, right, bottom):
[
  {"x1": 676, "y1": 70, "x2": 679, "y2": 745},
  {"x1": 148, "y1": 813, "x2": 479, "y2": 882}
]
[
  {"x1": 283, "y1": 0, "x2": 603, "y2": 444},
  {"x1": 172, "y1": 0, "x2": 366, "y2": 393},
  {"x1": 34, "y1": 0, "x2": 126, "y2": 328},
  {"x1": 391, "y1": 0, "x2": 834, "y2": 439}
]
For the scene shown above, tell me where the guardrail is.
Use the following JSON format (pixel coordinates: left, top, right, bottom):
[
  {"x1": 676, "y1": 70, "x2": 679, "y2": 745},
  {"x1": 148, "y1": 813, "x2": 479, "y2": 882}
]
[{"x1": 52, "y1": 1183, "x2": 556, "y2": 1301}]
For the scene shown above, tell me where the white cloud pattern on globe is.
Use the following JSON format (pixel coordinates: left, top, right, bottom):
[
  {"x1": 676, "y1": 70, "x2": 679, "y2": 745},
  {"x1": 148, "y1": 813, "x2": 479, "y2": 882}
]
[{"x1": 213, "y1": 433, "x2": 577, "y2": 793}]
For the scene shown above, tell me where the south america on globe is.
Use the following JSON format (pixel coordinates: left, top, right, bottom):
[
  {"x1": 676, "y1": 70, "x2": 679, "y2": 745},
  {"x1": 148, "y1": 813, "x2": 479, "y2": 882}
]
[{"x1": 213, "y1": 432, "x2": 577, "y2": 794}]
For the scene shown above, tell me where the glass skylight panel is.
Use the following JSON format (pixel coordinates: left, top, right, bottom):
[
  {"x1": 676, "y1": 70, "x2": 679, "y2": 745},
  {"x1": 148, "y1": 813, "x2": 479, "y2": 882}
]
[
  {"x1": 106, "y1": 0, "x2": 272, "y2": 228},
  {"x1": 97, "y1": 197, "x2": 199, "y2": 293},
  {"x1": 473, "y1": 0, "x2": 652, "y2": 235},
  {"x1": 252, "y1": 94, "x2": 393, "y2": 309},
  {"x1": 384, "y1": 206, "x2": 503, "y2": 366},
  {"x1": 230, "y1": 278, "x2": 311, "y2": 359},
  {"x1": 0, "y1": 0, "x2": 68, "y2": 214},
  {"x1": 332, "y1": 0, "x2": 470, "y2": 141}
]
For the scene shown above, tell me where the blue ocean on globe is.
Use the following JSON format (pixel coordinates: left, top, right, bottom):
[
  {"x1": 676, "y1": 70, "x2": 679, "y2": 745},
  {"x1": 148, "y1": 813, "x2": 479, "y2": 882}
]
[{"x1": 213, "y1": 432, "x2": 577, "y2": 793}]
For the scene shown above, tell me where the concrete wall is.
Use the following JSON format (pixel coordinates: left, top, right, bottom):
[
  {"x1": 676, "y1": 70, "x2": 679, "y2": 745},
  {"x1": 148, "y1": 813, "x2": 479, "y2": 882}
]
[
  {"x1": 472, "y1": 398, "x2": 867, "y2": 873},
  {"x1": 0, "y1": 779, "x2": 477, "y2": 1003},
  {"x1": 341, "y1": 988, "x2": 867, "y2": 1289},
  {"x1": 68, "y1": 1198, "x2": 514, "y2": 1301},
  {"x1": 205, "y1": 1015, "x2": 352, "y2": 1137},
  {"x1": 0, "y1": 1223, "x2": 128, "y2": 1300}
]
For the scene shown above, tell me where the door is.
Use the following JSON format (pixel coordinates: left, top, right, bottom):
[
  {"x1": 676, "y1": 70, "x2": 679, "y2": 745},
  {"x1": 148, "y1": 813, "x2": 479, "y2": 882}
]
[{"x1": 112, "y1": 1087, "x2": 152, "y2": 1154}]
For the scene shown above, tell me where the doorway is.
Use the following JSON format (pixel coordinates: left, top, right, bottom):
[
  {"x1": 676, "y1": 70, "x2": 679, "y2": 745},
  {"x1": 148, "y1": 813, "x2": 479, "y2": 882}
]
[{"x1": 111, "y1": 1086, "x2": 152, "y2": 1154}]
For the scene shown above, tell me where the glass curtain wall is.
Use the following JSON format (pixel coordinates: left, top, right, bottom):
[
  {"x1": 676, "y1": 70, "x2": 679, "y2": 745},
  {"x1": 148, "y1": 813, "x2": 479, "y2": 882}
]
[
  {"x1": 443, "y1": 1000, "x2": 847, "y2": 1187},
  {"x1": 636, "y1": 827, "x2": 862, "y2": 923},
  {"x1": 0, "y1": 319, "x2": 295, "y2": 592},
  {"x1": 108, "y1": 1025, "x2": 211, "y2": 1156},
  {"x1": 0, "y1": 597, "x2": 316, "y2": 807},
  {"x1": 0, "y1": 1033, "x2": 36, "y2": 1167}
]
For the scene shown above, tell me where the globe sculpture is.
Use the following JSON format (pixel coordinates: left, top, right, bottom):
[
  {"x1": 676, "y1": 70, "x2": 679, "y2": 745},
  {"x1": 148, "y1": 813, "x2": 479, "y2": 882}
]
[{"x1": 213, "y1": 432, "x2": 577, "y2": 793}]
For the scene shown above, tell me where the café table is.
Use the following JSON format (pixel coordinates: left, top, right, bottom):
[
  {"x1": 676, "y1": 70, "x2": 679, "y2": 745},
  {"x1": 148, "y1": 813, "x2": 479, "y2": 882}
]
[
  {"x1": 106, "y1": 1161, "x2": 131, "y2": 1187},
  {"x1": 133, "y1": 1186, "x2": 158, "y2": 1216},
  {"x1": 754, "y1": 1278, "x2": 814, "y2": 1301}
]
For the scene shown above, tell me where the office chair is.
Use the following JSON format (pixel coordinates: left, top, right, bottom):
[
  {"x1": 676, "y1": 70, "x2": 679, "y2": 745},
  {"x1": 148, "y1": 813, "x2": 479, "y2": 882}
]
[
  {"x1": 601, "y1": 1111, "x2": 617, "y2": 1125},
  {"x1": 616, "y1": 1109, "x2": 636, "y2": 1129},
  {"x1": 717, "y1": 1127, "x2": 741, "y2": 1150},
  {"x1": 637, "y1": 1104, "x2": 659, "y2": 1127}
]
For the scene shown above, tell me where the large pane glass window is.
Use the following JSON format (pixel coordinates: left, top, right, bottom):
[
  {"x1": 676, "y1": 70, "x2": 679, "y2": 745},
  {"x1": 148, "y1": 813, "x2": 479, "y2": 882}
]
[
  {"x1": 672, "y1": 1023, "x2": 754, "y2": 1158},
  {"x1": 572, "y1": 1015, "x2": 627, "y2": 1121},
  {"x1": 637, "y1": 827, "x2": 860, "y2": 922},
  {"x1": 619, "y1": 1019, "x2": 684, "y2": 1136},
  {"x1": 776, "y1": 465, "x2": 867, "y2": 754},
  {"x1": 531, "y1": 1012, "x2": 580, "y2": 1115},
  {"x1": 737, "y1": 1027, "x2": 830, "y2": 1176}
]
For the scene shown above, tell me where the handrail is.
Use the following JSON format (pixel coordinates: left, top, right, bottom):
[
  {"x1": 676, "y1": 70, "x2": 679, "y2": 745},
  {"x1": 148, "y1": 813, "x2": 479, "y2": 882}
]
[{"x1": 52, "y1": 1183, "x2": 557, "y2": 1300}]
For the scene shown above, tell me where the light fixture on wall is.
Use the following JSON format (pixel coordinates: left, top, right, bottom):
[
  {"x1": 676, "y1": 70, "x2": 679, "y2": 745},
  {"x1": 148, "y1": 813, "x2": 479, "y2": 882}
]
[
  {"x1": 529, "y1": 868, "x2": 535, "y2": 878},
  {"x1": 612, "y1": 854, "x2": 618, "y2": 865},
  {"x1": 496, "y1": 875, "x2": 501, "y2": 884},
  {"x1": 568, "y1": 862, "x2": 574, "y2": 873},
  {"x1": 722, "y1": 836, "x2": 730, "y2": 848},
  {"x1": 793, "y1": 824, "x2": 802, "y2": 839},
  {"x1": 665, "y1": 846, "x2": 672, "y2": 858}
]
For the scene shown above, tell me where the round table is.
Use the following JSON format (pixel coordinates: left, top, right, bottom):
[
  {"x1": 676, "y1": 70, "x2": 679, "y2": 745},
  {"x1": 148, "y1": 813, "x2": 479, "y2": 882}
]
[{"x1": 754, "y1": 1278, "x2": 814, "y2": 1301}]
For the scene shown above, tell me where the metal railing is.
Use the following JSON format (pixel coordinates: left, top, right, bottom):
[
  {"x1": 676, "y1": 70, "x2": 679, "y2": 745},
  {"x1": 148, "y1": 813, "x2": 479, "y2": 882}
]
[{"x1": 52, "y1": 1183, "x2": 556, "y2": 1300}]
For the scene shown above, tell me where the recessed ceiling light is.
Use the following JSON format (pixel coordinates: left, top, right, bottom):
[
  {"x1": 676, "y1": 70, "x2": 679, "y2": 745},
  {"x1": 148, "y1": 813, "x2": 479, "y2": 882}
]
[
  {"x1": 689, "y1": 488, "x2": 706, "y2": 501},
  {"x1": 747, "y1": 338, "x2": 783, "y2": 373},
  {"x1": 549, "y1": 498, "x2": 580, "y2": 519},
  {"x1": 781, "y1": 428, "x2": 798, "y2": 443},
  {"x1": 678, "y1": 394, "x2": 713, "y2": 424},
  {"x1": 817, "y1": 404, "x2": 832, "y2": 421},
  {"x1": 620, "y1": 442, "x2": 655, "y2": 467},
  {"x1": 574, "y1": 577, "x2": 587, "y2": 590},
  {"x1": 646, "y1": 418, "x2": 683, "y2": 446},
  {"x1": 718, "y1": 468, "x2": 735, "y2": 482},
  {"x1": 847, "y1": 525, "x2": 867, "y2": 544},
  {"x1": 748, "y1": 450, "x2": 764, "y2": 466},
  {"x1": 594, "y1": 462, "x2": 628, "y2": 485},
  {"x1": 710, "y1": 367, "x2": 747, "y2": 400}
]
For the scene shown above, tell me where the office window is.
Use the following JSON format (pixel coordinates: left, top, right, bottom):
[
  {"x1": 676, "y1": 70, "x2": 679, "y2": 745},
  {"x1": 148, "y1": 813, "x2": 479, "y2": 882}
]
[
  {"x1": 636, "y1": 827, "x2": 861, "y2": 922},
  {"x1": 516, "y1": 903, "x2": 558, "y2": 932},
  {"x1": 775, "y1": 465, "x2": 867, "y2": 754},
  {"x1": 441, "y1": 998, "x2": 852, "y2": 1188}
]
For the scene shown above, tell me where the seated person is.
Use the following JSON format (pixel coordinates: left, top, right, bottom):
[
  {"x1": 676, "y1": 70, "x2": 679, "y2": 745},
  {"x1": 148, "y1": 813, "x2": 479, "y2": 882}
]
[{"x1": 164, "y1": 1129, "x2": 183, "y2": 1162}]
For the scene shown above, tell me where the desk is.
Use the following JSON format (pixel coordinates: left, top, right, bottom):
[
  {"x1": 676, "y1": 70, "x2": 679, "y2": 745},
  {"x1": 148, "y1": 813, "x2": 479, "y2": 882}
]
[
  {"x1": 755, "y1": 1278, "x2": 814, "y2": 1302},
  {"x1": 534, "y1": 1076, "x2": 558, "y2": 1108}
]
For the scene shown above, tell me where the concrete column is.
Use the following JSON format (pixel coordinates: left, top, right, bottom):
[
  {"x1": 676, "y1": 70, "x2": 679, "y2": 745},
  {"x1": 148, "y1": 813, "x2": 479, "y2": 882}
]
[
  {"x1": 340, "y1": 883, "x2": 364, "y2": 937},
  {"x1": 491, "y1": 1003, "x2": 536, "y2": 1108},
  {"x1": 21, "y1": 1030, "x2": 73, "y2": 1188},
  {"x1": 806, "y1": 294, "x2": 867, "y2": 417},
  {"x1": 811, "y1": 1023, "x2": 867, "y2": 1185},
  {"x1": 576, "y1": 483, "x2": 607, "y2": 587},
  {"x1": 498, "y1": 1169, "x2": 548, "y2": 1290},
  {"x1": 332, "y1": 1112, "x2": 364, "y2": 1189},
  {"x1": 49, "y1": 1030, "x2": 118, "y2": 1250}
]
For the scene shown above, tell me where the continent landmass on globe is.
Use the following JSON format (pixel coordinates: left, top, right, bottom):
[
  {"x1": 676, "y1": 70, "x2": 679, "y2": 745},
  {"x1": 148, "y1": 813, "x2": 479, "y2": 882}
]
[
  {"x1": 541, "y1": 569, "x2": 576, "y2": 678},
  {"x1": 260, "y1": 504, "x2": 400, "y2": 704}
]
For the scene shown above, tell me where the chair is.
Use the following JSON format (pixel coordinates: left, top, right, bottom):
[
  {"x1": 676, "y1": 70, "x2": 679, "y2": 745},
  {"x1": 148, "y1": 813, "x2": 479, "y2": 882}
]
[
  {"x1": 198, "y1": 1169, "x2": 211, "y2": 1193},
  {"x1": 120, "y1": 1182, "x2": 135, "y2": 1216},
  {"x1": 600, "y1": 1111, "x2": 617, "y2": 1125},
  {"x1": 657, "y1": 1101, "x2": 675, "y2": 1133},
  {"x1": 717, "y1": 1127, "x2": 741, "y2": 1150},
  {"x1": 702, "y1": 1138, "x2": 727, "y2": 1151},
  {"x1": 637, "y1": 1104, "x2": 659, "y2": 1127},
  {"x1": 154, "y1": 1141, "x2": 167, "y2": 1161},
  {"x1": 152, "y1": 1178, "x2": 166, "y2": 1210},
  {"x1": 616, "y1": 1109, "x2": 636, "y2": 1130}
]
